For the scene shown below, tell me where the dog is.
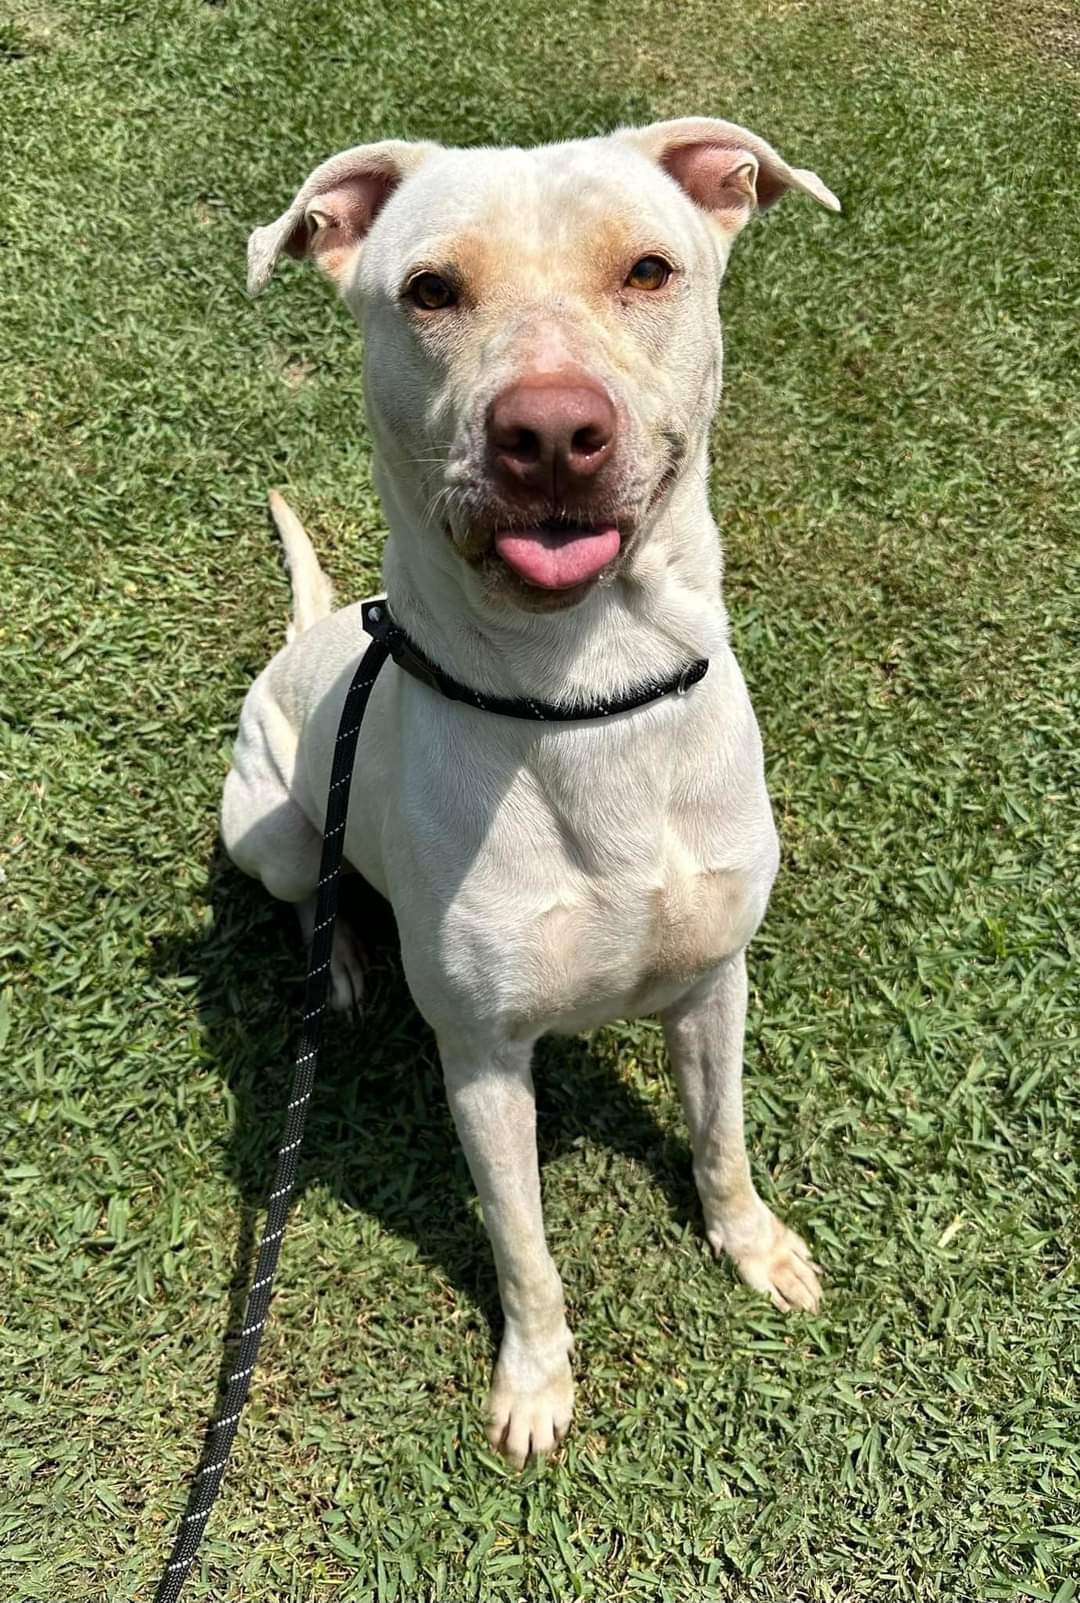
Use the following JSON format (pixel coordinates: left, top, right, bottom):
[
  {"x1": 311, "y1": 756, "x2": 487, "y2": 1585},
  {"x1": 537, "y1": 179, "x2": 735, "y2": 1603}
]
[{"x1": 222, "y1": 118, "x2": 839, "y2": 1468}]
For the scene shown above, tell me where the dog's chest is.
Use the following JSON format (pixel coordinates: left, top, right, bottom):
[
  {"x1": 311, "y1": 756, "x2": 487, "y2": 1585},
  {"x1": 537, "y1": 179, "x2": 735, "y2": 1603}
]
[
  {"x1": 430, "y1": 787, "x2": 775, "y2": 1036},
  {"x1": 382, "y1": 659, "x2": 777, "y2": 1037},
  {"x1": 523, "y1": 845, "x2": 766, "y2": 1028}
]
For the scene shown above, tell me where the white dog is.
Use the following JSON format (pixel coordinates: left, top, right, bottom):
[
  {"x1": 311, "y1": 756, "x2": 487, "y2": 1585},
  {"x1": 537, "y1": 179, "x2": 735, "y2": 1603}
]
[{"x1": 222, "y1": 119, "x2": 839, "y2": 1468}]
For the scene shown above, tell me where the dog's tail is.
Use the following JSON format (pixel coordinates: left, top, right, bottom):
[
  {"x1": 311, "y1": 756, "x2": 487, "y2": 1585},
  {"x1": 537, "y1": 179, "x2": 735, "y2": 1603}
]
[{"x1": 268, "y1": 490, "x2": 335, "y2": 642}]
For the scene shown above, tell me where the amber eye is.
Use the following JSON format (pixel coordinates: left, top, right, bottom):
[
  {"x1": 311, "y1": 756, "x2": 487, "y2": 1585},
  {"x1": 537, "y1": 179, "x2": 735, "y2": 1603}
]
[
  {"x1": 407, "y1": 272, "x2": 457, "y2": 310},
  {"x1": 626, "y1": 255, "x2": 673, "y2": 292}
]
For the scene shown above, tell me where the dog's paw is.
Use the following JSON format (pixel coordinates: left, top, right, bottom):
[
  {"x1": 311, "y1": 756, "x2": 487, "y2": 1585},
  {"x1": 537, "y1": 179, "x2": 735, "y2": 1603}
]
[
  {"x1": 485, "y1": 1331, "x2": 574, "y2": 1470},
  {"x1": 709, "y1": 1204, "x2": 822, "y2": 1314},
  {"x1": 328, "y1": 924, "x2": 365, "y2": 1014}
]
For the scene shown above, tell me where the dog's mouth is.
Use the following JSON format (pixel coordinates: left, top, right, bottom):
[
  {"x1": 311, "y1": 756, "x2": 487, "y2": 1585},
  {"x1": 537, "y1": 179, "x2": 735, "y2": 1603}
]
[
  {"x1": 493, "y1": 516, "x2": 622, "y2": 591},
  {"x1": 448, "y1": 451, "x2": 682, "y2": 599}
]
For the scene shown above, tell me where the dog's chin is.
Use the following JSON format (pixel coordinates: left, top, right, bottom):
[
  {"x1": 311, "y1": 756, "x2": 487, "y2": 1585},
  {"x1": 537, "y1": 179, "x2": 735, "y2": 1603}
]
[{"x1": 487, "y1": 558, "x2": 618, "y2": 613}]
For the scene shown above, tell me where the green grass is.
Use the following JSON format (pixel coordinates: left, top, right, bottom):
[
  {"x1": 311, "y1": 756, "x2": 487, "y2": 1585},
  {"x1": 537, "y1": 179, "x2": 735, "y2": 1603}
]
[{"x1": 2, "y1": 0, "x2": 1079, "y2": 1598}]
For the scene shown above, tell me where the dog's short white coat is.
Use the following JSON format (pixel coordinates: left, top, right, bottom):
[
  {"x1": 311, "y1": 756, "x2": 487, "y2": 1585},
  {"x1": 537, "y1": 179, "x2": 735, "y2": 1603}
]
[{"x1": 223, "y1": 120, "x2": 838, "y2": 1466}]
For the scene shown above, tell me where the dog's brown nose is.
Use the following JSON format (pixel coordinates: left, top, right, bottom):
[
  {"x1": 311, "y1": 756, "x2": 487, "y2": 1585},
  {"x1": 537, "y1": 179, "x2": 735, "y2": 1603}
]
[{"x1": 488, "y1": 371, "x2": 616, "y2": 498}]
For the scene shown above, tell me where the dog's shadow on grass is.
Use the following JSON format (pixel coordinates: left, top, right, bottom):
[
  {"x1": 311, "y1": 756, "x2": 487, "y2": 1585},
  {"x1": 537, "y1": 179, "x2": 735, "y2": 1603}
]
[{"x1": 152, "y1": 849, "x2": 699, "y2": 1406}]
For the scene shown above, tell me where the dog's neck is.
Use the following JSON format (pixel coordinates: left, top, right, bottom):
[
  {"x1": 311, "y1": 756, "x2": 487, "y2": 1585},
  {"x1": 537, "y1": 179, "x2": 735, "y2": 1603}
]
[{"x1": 377, "y1": 454, "x2": 730, "y2": 707}]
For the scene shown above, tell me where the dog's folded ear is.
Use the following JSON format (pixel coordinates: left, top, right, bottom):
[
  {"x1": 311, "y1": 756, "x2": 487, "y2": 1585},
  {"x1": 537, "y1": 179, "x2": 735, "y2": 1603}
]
[
  {"x1": 247, "y1": 139, "x2": 439, "y2": 296},
  {"x1": 620, "y1": 118, "x2": 839, "y2": 241}
]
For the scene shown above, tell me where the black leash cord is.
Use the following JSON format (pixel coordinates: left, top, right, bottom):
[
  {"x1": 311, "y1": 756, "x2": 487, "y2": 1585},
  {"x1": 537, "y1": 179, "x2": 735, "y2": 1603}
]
[{"x1": 152, "y1": 632, "x2": 389, "y2": 1602}]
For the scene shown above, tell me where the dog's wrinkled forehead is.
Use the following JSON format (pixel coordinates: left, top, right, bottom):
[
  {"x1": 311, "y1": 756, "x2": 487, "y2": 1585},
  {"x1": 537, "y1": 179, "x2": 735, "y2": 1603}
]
[
  {"x1": 361, "y1": 140, "x2": 708, "y2": 293},
  {"x1": 246, "y1": 119, "x2": 838, "y2": 299}
]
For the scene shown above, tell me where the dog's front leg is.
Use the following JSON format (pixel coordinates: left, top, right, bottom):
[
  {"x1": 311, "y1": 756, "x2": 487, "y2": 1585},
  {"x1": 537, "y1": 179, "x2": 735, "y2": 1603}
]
[
  {"x1": 441, "y1": 1039, "x2": 574, "y2": 1467},
  {"x1": 662, "y1": 954, "x2": 822, "y2": 1313}
]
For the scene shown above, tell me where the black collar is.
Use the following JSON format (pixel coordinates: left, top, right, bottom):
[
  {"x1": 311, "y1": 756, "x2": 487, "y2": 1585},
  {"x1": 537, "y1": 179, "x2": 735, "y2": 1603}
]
[{"x1": 362, "y1": 599, "x2": 708, "y2": 722}]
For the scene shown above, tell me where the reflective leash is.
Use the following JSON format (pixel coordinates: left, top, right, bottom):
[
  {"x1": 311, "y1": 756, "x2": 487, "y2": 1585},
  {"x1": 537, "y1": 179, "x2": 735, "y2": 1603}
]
[{"x1": 152, "y1": 623, "x2": 390, "y2": 1602}]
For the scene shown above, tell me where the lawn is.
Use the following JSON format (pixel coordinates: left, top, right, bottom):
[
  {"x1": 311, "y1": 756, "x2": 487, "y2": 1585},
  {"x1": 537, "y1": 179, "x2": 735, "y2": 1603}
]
[{"x1": 2, "y1": 0, "x2": 1078, "y2": 1598}]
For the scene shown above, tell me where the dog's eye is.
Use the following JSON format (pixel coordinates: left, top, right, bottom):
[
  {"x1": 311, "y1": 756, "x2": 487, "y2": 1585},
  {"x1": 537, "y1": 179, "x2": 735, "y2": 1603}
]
[
  {"x1": 407, "y1": 272, "x2": 457, "y2": 311},
  {"x1": 625, "y1": 256, "x2": 673, "y2": 292}
]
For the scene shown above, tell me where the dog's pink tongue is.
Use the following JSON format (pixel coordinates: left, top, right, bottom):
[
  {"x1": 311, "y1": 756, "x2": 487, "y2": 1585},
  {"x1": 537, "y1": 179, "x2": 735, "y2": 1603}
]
[{"x1": 494, "y1": 524, "x2": 620, "y2": 589}]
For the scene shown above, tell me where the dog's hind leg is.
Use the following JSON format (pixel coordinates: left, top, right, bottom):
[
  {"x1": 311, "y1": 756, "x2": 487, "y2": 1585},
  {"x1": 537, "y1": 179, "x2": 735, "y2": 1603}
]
[
  {"x1": 296, "y1": 891, "x2": 364, "y2": 1014},
  {"x1": 222, "y1": 758, "x2": 364, "y2": 1012}
]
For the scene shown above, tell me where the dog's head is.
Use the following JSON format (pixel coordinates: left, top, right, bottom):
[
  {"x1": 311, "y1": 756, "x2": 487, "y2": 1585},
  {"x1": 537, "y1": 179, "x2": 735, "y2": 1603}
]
[{"x1": 250, "y1": 122, "x2": 838, "y2": 613}]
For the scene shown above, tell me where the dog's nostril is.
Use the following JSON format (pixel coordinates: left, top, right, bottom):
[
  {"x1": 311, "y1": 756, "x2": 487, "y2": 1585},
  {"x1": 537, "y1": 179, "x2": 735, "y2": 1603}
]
[
  {"x1": 571, "y1": 424, "x2": 609, "y2": 458},
  {"x1": 504, "y1": 426, "x2": 541, "y2": 464}
]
